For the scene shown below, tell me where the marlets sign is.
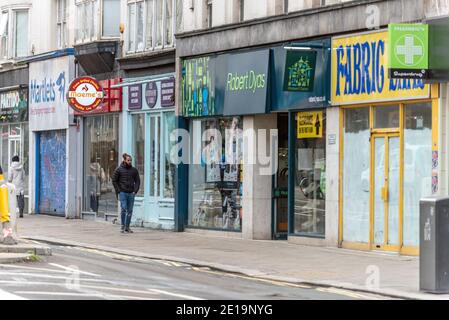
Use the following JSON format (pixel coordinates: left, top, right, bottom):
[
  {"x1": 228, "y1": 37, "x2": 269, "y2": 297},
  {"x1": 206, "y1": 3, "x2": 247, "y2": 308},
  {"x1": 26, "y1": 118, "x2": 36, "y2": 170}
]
[{"x1": 67, "y1": 77, "x2": 104, "y2": 113}]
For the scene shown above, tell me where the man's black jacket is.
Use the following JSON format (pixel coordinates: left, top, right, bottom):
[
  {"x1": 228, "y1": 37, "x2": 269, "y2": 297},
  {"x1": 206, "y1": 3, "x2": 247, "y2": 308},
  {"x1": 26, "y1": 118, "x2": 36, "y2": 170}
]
[{"x1": 112, "y1": 163, "x2": 140, "y2": 194}]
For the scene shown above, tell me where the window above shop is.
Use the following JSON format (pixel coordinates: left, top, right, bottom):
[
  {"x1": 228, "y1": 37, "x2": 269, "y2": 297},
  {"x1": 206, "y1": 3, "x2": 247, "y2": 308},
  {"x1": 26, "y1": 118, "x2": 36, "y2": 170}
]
[
  {"x1": 0, "y1": 7, "x2": 30, "y2": 62},
  {"x1": 126, "y1": 0, "x2": 182, "y2": 54},
  {"x1": 75, "y1": 0, "x2": 121, "y2": 44}
]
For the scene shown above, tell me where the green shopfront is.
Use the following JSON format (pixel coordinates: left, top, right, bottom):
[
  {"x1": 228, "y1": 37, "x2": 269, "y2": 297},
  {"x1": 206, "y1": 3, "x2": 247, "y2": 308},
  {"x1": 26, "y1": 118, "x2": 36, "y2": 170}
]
[{"x1": 177, "y1": 39, "x2": 332, "y2": 241}]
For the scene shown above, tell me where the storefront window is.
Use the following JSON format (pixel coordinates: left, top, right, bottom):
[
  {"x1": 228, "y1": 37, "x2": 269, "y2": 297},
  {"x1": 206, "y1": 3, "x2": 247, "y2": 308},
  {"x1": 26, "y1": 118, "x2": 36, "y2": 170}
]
[
  {"x1": 188, "y1": 117, "x2": 243, "y2": 231},
  {"x1": 403, "y1": 103, "x2": 432, "y2": 247},
  {"x1": 0, "y1": 123, "x2": 29, "y2": 197},
  {"x1": 1, "y1": 125, "x2": 9, "y2": 174},
  {"x1": 83, "y1": 114, "x2": 119, "y2": 217},
  {"x1": 164, "y1": 112, "x2": 175, "y2": 198},
  {"x1": 294, "y1": 112, "x2": 326, "y2": 236},
  {"x1": 133, "y1": 113, "x2": 145, "y2": 197},
  {"x1": 343, "y1": 108, "x2": 370, "y2": 243},
  {"x1": 374, "y1": 105, "x2": 400, "y2": 129}
]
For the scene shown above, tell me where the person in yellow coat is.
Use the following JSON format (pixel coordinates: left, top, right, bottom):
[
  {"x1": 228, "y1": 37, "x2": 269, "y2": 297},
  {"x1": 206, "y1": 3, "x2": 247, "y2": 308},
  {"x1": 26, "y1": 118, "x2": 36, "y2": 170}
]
[{"x1": 0, "y1": 165, "x2": 9, "y2": 224}]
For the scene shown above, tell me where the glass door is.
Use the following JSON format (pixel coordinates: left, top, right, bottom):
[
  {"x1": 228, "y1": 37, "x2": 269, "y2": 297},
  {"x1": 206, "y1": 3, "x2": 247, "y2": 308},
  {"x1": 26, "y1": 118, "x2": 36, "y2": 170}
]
[
  {"x1": 274, "y1": 113, "x2": 289, "y2": 239},
  {"x1": 149, "y1": 113, "x2": 162, "y2": 200},
  {"x1": 372, "y1": 134, "x2": 400, "y2": 250}
]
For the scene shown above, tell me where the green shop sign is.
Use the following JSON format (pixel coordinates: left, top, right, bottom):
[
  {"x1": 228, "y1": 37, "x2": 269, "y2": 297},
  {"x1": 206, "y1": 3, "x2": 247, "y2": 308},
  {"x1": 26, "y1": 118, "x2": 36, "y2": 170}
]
[
  {"x1": 283, "y1": 50, "x2": 317, "y2": 92},
  {"x1": 223, "y1": 49, "x2": 270, "y2": 116},
  {"x1": 388, "y1": 23, "x2": 429, "y2": 79}
]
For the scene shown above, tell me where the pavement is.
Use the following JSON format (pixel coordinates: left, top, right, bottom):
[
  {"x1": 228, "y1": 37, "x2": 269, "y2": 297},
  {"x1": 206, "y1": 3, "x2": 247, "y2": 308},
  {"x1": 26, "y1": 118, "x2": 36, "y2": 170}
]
[{"x1": 13, "y1": 214, "x2": 449, "y2": 300}]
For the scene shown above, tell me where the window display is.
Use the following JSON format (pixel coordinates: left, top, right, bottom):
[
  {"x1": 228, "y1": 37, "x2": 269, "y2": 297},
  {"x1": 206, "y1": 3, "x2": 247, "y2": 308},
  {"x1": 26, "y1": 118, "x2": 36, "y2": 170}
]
[
  {"x1": 189, "y1": 117, "x2": 243, "y2": 231},
  {"x1": 294, "y1": 111, "x2": 326, "y2": 237},
  {"x1": 83, "y1": 114, "x2": 119, "y2": 217}
]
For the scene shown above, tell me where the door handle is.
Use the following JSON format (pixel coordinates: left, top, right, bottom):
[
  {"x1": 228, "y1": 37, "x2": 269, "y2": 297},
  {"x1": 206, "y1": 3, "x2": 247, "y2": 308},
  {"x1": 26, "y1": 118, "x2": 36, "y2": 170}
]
[{"x1": 381, "y1": 186, "x2": 389, "y2": 202}]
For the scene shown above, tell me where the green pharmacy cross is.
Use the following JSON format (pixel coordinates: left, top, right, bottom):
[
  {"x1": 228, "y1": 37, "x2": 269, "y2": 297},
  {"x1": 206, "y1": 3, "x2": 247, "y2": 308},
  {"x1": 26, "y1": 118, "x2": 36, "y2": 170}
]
[
  {"x1": 395, "y1": 35, "x2": 424, "y2": 66},
  {"x1": 388, "y1": 23, "x2": 429, "y2": 79}
]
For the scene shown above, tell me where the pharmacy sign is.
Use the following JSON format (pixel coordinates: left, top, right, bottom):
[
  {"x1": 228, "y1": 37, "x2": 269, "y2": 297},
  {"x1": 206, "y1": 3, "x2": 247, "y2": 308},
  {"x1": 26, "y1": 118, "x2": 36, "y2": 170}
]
[{"x1": 388, "y1": 24, "x2": 429, "y2": 79}]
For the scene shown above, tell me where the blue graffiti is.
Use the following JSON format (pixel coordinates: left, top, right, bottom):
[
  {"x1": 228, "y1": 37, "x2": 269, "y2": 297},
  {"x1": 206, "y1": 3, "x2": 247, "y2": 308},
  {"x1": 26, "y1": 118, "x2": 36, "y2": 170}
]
[
  {"x1": 30, "y1": 72, "x2": 66, "y2": 104},
  {"x1": 39, "y1": 130, "x2": 66, "y2": 214}
]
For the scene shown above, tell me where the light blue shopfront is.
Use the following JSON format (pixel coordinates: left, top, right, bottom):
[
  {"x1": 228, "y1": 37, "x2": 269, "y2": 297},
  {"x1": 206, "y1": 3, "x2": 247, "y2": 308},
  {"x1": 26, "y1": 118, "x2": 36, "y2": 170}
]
[{"x1": 120, "y1": 73, "x2": 176, "y2": 229}]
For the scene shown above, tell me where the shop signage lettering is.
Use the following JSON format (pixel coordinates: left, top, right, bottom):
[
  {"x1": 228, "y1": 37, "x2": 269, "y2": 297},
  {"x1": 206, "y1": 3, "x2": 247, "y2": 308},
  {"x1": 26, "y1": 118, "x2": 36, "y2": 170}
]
[
  {"x1": 388, "y1": 24, "x2": 429, "y2": 79},
  {"x1": 297, "y1": 111, "x2": 323, "y2": 139},
  {"x1": 226, "y1": 71, "x2": 266, "y2": 93},
  {"x1": 128, "y1": 84, "x2": 142, "y2": 110},
  {"x1": 0, "y1": 90, "x2": 28, "y2": 123},
  {"x1": 332, "y1": 30, "x2": 430, "y2": 105},
  {"x1": 223, "y1": 49, "x2": 270, "y2": 116},
  {"x1": 67, "y1": 76, "x2": 105, "y2": 113},
  {"x1": 161, "y1": 78, "x2": 175, "y2": 107},
  {"x1": 30, "y1": 72, "x2": 66, "y2": 104},
  {"x1": 0, "y1": 91, "x2": 20, "y2": 109},
  {"x1": 283, "y1": 50, "x2": 317, "y2": 92},
  {"x1": 145, "y1": 82, "x2": 158, "y2": 108},
  {"x1": 29, "y1": 55, "x2": 73, "y2": 131}
]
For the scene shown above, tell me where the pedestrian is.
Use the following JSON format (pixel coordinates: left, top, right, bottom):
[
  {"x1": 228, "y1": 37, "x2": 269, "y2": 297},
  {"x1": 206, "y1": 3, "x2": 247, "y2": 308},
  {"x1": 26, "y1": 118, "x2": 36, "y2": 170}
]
[
  {"x1": 112, "y1": 153, "x2": 140, "y2": 233},
  {"x1": 7, "y1": 156, "x2": 25, "y2": 218}
]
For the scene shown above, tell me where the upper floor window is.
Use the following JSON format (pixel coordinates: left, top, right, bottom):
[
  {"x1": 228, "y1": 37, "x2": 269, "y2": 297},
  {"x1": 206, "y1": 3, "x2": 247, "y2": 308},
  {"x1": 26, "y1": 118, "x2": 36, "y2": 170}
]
[
  {"x1": 76, "y1": 0, "x2": 97, "y2": 43},
  {"x1": 127, "y1": 0, "x2": 180, "y2": 53},
  {"x1": 239, "y1": 0, "x2": 244, "y2": 22},
  {"x1": 56, "y1": 0, "x2": 68, "y2": 49},
  {"x1": 76, "y1": 0, "x2": 121, "y2": 43},
  {"x1": 103, "y1": 0, "x2": 121, "y2": 37},
  {"x1": 14, "y1": 10, "x2": 28, "y2": 58},
  {"x1": 206, "y1": 0, "x2": 212, "y2": 28},
  {"x1": 0, "y1": 8, "x2": 29, "y2": 60},
  {"x1": 0, "y1": 11, "x2": 8, "y2": 60}
]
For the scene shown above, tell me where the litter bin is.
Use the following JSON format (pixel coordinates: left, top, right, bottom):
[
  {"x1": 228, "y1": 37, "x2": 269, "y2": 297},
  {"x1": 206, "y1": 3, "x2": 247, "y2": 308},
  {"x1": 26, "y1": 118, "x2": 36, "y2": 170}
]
[{"x1": 420, "y1": 196, "x2": 449, "y2": 293}]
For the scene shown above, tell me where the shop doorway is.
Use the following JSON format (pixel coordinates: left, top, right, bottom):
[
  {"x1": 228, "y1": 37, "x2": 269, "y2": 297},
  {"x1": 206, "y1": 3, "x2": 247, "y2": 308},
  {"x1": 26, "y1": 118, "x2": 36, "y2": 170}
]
[
  {"x1": 37, "y1": 130, "x2": 66, "y2": 216},
  {"x1": 371, "y1": 134, "x2": 400, "y2": 250},
  {"x1": 273, "y1": 113, "x2": 289, "y2": 239},
  {"x1": 341, "y1": 102, "x2": 434, "y2": 255}
]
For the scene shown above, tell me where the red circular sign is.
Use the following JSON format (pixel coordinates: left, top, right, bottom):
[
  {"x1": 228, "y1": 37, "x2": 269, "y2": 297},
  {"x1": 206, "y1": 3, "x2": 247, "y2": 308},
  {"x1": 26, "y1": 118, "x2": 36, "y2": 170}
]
[{"x1": 67, "y1": 77, "x2": 105, "y2": 113}]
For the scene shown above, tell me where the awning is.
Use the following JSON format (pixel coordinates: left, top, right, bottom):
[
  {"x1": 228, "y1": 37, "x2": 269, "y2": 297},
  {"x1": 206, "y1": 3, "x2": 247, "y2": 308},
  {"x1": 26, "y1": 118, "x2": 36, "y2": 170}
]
[{"x1": 110, "y1": 73, "x2": 174, "y2": 88}]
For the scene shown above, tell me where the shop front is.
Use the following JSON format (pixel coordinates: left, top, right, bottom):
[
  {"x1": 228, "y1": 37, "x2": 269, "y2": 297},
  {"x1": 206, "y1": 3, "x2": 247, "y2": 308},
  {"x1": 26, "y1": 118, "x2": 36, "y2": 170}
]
[
  {"x1": 181, "y1": 50, "x2": 270, "y2": 235},
  {"x1": 0, "y1": 87, "x2": 29, "y2": 202},
  {"x1": 270, "y1": 41, "x2": 331, "y2": 241},
  {"x1": 122, "y1": 74, "x2": 176, "y2": 229},
  {"x1": 332, "y1": 30, "x2": 438, "y2": 254},
  {"x1": 28, "y1": 52, "x2": 78, "y2": 218},
  {"x1": 77, "y1": 78, "x2": 122, "y2": 221},
  {"x1": 179, "y1": 40, "x2": 331, "y2": 240}
]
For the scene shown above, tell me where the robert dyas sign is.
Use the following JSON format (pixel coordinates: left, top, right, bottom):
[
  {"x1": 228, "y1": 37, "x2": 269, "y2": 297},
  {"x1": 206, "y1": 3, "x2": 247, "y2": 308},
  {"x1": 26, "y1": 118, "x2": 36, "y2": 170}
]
[
  {"x1": 67, "y1": 76, "x2": 105, "y2": 113},
  {"x1": 223, "y1": 49, "x2": 270, "y2": 116}
]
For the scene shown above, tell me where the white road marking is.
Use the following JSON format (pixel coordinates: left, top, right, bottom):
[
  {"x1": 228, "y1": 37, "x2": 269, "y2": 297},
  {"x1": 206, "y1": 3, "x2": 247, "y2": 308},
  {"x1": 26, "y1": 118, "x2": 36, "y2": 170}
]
[
  {"x1": 0, "y1": 288, "x2": 27, "y2": 300},
  {"x1": 48, "y1": 263, "x2": 101, "y2": 277},
  {"x1": 13, "y1": 291, "x2": 155, "y2": 300},
  {"x1": 0, "y1": 272, "x2": 110, "y2": 284},
  {"x1": 0, "y1": 264, "x2": 85, "y2": 274},
  {"x1": 0, "y1": 280, "x2": 159, "y2": 296},
  {"x1": 149, "y1": 288, "x2": 204, "y2": 300}
]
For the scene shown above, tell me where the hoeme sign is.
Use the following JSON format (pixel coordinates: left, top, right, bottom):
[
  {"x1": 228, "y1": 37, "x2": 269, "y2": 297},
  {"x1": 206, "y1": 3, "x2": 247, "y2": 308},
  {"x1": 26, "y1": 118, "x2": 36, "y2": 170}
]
[
  {"x1": 332, "y1": 30, "x2": 430, "y2": 105},
  {"x1": 67, "y1": 76, "x2": 104, "y2": 113}
]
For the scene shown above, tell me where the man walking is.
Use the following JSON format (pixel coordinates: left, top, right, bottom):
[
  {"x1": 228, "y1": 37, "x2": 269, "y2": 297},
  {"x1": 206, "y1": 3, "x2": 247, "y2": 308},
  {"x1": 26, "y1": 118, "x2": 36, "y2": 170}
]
[{"x1": 112, "y1": 153, "x2": 140, "y2": 233}]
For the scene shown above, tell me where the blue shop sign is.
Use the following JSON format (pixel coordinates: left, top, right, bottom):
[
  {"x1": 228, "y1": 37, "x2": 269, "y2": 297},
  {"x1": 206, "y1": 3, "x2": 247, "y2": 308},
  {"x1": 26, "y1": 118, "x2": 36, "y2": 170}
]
[
  {"x1": 181, "y1": 39, "x2": 331, "y2": 117},
  {"x1": 271, "y1": 39, "x2": 331, "y2": 111}
]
